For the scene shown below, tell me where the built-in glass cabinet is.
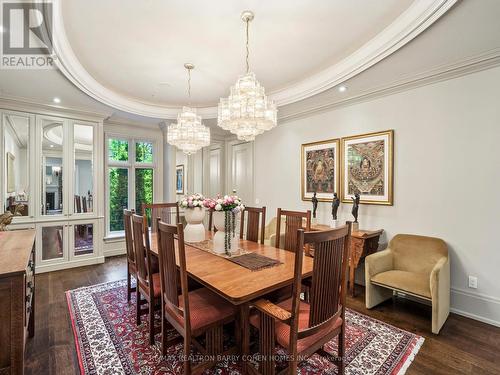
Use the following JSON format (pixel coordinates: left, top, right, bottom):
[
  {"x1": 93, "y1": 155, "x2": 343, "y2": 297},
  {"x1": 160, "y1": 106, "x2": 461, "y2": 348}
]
[{"x1": 1, "y1": 109, "x2": 103, "y2": 273}]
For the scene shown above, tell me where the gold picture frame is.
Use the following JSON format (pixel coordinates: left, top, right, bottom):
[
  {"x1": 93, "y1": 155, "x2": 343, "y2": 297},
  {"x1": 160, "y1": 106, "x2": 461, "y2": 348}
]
[
  {"x1": 341, "y1": 130, "x2": 394, "y2": 205},
  {"x1": 7, "y1": 152, "x2": 15, "y2": 193},
  {"x1": 301, "y1": 138, "x2": 340, "y2": 202}
]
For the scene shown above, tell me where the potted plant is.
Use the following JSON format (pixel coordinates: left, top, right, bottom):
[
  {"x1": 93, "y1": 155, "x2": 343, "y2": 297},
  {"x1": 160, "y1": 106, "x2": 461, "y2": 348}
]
[
  {"x1": 179, "y1": 193, "x2": 206, "y2": 242},
  {"x1": 204, "y1": 195, "x2": 245, "y2": 255}
]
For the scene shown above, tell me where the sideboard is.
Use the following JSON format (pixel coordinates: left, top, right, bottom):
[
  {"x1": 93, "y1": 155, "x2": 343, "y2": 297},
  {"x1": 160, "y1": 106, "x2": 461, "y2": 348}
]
[{"x1": 0, "y1": 229, "x2": 36, "y2": 375}]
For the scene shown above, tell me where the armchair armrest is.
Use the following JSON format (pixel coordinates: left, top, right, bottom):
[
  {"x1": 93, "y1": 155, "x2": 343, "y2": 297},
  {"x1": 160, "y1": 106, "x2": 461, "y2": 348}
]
[
  {"x1": 253, "y1": 299, "x2": 292, "y2": 322},
  {"x1": 430, "y1": 256, "x2": 449, "y2": 294},
  {"x1": 365, "y1": 249, "x2": 393, "y2": 279}
]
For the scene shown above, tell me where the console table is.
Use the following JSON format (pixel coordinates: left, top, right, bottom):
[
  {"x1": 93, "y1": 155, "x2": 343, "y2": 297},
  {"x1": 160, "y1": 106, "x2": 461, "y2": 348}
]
[
  {"x1": 0, "y1": 229, "x2": 36, "y2": 375},
  {"x1": 349, "y1": 229, "x2": 383, "y2": 297}
]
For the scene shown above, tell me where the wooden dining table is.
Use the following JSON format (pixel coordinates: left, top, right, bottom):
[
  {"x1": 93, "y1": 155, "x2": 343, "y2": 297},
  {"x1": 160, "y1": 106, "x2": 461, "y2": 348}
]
[{"x1": 149, "y1": 231, "x2": 314, "y2": 373}]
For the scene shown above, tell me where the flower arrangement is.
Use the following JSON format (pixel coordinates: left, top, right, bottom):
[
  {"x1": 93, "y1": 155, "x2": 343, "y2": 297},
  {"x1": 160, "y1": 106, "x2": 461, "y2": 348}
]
[
  {"x1": 203, "y1": 195, "x2": 245, "y2": 212},
  {"x1": 179, "y1": 193, "x2": 205, "y2": 209},
  {"x1": 203, "y1": 195, "x2": 244, "y2": 256}
]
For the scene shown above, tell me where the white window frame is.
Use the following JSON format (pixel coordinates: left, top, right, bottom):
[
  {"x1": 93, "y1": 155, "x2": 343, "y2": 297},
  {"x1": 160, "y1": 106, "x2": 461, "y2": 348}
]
[{"x1": 105, "y1": 134, "x2": 158, "y2": 237}]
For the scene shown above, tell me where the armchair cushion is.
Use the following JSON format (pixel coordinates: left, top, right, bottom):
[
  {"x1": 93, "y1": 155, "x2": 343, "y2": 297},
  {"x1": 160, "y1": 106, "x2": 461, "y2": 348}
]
[{"x1": 371, "y1": 270, "x2": 431, "y2": 299}]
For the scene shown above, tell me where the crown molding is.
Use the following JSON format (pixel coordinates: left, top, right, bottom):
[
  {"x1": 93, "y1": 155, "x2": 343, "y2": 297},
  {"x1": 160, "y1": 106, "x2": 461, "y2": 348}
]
[
  {"x1": 0, "y1": 94, "x2": 109, "y2": 121},
  {"x1": 279, "y1": 49, "x2": 500, "y2": 123},
  {"x1": 51, "y1": 0, "x2": 455, "y2": 119}
]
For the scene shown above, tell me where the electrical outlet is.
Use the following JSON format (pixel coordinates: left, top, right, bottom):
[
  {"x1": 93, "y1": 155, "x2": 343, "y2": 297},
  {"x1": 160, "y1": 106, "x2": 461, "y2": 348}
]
[{"x1": 468, "y1": 276, "x2": 478, "y2": 289}]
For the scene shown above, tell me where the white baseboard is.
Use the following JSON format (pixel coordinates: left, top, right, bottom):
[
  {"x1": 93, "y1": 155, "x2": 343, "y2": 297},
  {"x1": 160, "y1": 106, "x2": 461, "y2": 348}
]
[
  {"x1": 450, "y1": 287, "x2": 500, "y2": 328},
  {"x1": 35, "y1": 256, "x2": 105, "y2": 274}
]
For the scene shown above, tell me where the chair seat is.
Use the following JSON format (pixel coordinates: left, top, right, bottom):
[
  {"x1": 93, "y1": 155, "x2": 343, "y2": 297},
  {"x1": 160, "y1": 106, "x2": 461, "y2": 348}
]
[
  {"x1": 371, "y1": 270, "x2": 431, "y2": 299},
  {"x1": 167, "y1": 288, "x2": 236, "y2": 332},
  {"x1": 250, "y1": 298, "x2": 343, "y2": 353}
]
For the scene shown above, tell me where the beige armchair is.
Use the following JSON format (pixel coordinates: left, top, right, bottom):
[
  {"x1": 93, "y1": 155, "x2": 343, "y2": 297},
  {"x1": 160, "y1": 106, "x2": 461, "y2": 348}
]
[{"x1": 365, "y1": 234, "x2": 450, "y2": 334}]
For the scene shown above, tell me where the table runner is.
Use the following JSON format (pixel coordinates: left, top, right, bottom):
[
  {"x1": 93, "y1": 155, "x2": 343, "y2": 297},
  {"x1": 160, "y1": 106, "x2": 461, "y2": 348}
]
[{"x1": 186, "y1": 240, "x2": 282, "y2": 271}]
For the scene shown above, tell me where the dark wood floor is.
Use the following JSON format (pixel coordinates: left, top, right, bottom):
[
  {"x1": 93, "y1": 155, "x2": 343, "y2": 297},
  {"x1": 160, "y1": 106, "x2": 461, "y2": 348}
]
[{"x1": 25, "y1": 256, "x2": 500, "y2": 375}]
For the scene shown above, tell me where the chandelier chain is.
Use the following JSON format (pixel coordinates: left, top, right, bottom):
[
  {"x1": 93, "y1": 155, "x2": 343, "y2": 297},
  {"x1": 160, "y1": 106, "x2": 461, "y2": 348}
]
[
  {"x1": 187, "y1": 67, "x2": 191, "y2": 104},
  {"x1": 245, "y1": 18, "x2": 250, "y2": 73}
]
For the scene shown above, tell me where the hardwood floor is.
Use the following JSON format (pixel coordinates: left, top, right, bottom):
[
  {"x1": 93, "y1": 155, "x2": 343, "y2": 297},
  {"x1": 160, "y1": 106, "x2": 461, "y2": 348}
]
[{"x1": 25, "y1": 256, "x2": 500, "y2": 375}]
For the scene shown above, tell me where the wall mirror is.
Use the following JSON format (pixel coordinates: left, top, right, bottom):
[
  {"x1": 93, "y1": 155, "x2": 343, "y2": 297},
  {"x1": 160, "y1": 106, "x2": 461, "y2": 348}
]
[{"x1": 3, "y1": 113, "x2": 30, "y2": 216}]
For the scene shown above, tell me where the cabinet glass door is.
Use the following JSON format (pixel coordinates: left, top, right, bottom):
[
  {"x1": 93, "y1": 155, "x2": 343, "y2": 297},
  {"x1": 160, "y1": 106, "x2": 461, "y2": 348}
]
[
  {"x1": 40, "y1": 117, "x2": 67, "y2": 216},
  {"x1": 72, "y1": 122, "x2": 95, "y2": 215},
  {"x1": 40, "y1": 223, "x2": 66, "y2": 261},
  {"x1": 2, "y1": 111, "x2": 33, "y2": 219},
  {"x1": 71, "y1": 220, "x2": 96, "y2": 258}
]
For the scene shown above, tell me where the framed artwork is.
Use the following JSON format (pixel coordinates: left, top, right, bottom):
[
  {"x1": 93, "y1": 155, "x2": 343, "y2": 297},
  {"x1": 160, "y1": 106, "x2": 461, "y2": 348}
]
[
  {"x1": 7, "y1": 152, "x2": 15, "y2": 193},
  {"x1": 301, "y1": 138, "x2": 340, "y2": 202},
  {"x1": 176, "y1": 165, "x2": 184, "y2": 195},
  {"x1": 341, "y1": 130, "x2": 393, "y2": 205}
]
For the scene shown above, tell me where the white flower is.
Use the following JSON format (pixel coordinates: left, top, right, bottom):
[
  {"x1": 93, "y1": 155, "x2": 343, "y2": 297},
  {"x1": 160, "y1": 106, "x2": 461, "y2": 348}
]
[
  {"x1": 234, "y1": 199, "x2": 240, "y2": 205},
  {"x1": 215, "y1": 204, "x2": 222, "y2": 211},
  {"x1": 240, "y1": 205, "x2": 245, "y2": 211},
  {"x1": 216, "y1": 199, "x2": 223, "y2": 204}
]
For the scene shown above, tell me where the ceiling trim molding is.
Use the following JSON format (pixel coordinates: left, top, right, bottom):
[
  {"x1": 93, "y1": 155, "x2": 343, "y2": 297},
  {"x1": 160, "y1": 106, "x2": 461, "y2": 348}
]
[
  {"x1": 279, "y1": 48, "x2": 500, "y2": 123},
  {"x1": 52, "y1": 0, "x2": 456, "y2": 119},
  {"x1": 0, "y1": 95, "x2": 109, "y2": 121}
]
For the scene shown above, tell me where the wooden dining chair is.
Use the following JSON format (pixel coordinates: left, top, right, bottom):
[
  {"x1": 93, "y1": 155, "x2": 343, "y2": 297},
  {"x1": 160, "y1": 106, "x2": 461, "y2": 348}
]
[
  {"x1": 250, "y1": 223, "x2": 352, "y2": 375},
  {"x1": 156, "y1": 219, "x2": 238, "y2": 373},
  {"x1": 207, "y1": 209, "x2": 217, "y2": 233},
  {"x1": 131, "y1": 214, "x2": 162, "y2": 345},
  {"x1": 275, "y1": 208, "x2": 312, "y2": 254},
  {"x1": 142, "y1": 202, "x2": 180, "y2": 234},
  {"x1": 123, "y1": 209, "x2": 136, "y2": 302},
  {"x1": 240, "y1": 206, "x2": 266, "y2": 244}
]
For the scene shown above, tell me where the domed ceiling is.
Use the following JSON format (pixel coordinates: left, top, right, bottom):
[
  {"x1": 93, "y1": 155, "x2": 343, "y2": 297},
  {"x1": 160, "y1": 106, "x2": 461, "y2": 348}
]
[{"x1": 53, "y1": 0, "x2": 456, "y2": 118}]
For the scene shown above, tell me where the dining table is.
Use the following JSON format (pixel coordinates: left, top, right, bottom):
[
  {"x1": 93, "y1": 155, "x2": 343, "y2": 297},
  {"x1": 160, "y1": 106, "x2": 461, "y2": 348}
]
[{"x1": 148, "y1": 231, "x2": 314, "y2": 374}]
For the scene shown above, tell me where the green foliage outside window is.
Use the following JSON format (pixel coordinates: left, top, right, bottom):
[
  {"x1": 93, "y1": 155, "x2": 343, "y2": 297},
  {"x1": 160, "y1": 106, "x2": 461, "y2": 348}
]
[
  {"x1": 136, "y1": 168, "x2": 153, "y2": 224},
  {"x1": 108, "y1": 139, "x2": 128, "y2": 161},
  {"x1": 136, "y1": 142, "x2": 153, "y2": 163},
  {"x1": 109, "y1": 168, "x2": 128, "y2": 232}
]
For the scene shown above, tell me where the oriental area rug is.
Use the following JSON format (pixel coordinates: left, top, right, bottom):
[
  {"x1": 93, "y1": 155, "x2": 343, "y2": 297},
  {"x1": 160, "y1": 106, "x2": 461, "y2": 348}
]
[{"x1": 66, "y1": 280, "x2": 423, "y2": 375}]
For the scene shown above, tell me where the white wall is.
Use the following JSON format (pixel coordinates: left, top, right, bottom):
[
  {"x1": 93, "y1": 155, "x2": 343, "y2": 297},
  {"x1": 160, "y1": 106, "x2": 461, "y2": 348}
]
[{"x1": 254, "y1": 66, "x2": 500, "y2": 326}]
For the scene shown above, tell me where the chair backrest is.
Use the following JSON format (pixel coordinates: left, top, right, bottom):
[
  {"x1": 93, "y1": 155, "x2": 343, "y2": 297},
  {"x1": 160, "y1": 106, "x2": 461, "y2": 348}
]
[
  {"x1": 142, "y1": 202, "x2": 180, "y2": 233},
  {"x1": 276, "y1": 208, "x2": 311, "y2": 252},
  {"x1": 123, "y1": 209, "x2": 135, "y2": 264},
  {"x1": 289, "y1": 224, "x2": 351, "y2": 349},
  {"x1": 132, "y1": 213, "x2": 153, "y2": 286},
  {"x1": 207, "y1": 209, "x2": 218, "y2": 233},
  {"x1": 156, "y1": 220, "x2": 191, "y2": 334},
  {"x1": 240, "y1": 206, "x2": 266, "y2": 244},
  {"x1": 74, "y1": 195, "x2": 81, "y2": 213},
  {"x1": 390, "y1": 234, "x2": 448, "y2": 274}
]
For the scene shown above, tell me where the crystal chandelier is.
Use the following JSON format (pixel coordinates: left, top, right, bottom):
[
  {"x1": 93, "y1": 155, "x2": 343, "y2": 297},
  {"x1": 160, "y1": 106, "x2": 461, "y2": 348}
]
[
  {"x1": 218, "y1": 11, "x2": 277, "y2": 142},
  {"x1": 167, "y1": 63, "x2": 210, "y2": 155}
]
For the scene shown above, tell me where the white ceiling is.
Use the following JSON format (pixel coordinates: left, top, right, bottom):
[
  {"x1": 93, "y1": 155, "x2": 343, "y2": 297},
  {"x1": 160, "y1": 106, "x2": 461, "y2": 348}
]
[
  {"x1": 60, "y1": 0, "x2": 412, "y2": 107},
  {"x1": 0, "y1": 0, "x2": 499, "y2": 128}
]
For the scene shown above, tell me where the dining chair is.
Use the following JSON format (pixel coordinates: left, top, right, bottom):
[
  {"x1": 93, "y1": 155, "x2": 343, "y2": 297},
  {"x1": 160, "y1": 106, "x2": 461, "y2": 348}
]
[
  {"x1": 240, "y1": 206, "x2": 266, "y2": 244},
  {"x1": 250, "y1": 223, "x2": 351, "y2": 375},
  {"x1": 123, "y1": 209, "x2": 136, "y2": 302},
  {"x1": 207, "y1": 209, "x2": 218, "y2": 233},
  {"x1": 131, "y1": 213, "x2": 162, "y2": 345},
  {"x1": 142, "y1": 202, "x2": 180, "y2": 234},
  {"x1": 275, "y1": 208, "x2": 312, "y2": 254},
  {"x1": 156, "y1": 219, "x2": 238, "y2": 373}
]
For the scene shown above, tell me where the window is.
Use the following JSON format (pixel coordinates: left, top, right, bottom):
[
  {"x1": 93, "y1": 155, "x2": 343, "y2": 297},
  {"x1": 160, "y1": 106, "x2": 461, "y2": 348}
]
[{"x1": 106, "y1": 137, "x2": 156, "y2": 235}]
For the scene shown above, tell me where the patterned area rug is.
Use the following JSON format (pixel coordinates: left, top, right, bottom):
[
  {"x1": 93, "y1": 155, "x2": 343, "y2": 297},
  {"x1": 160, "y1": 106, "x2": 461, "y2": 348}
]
[{"x1": 66, "y1": 280, "x2": 424, "y2": 375}]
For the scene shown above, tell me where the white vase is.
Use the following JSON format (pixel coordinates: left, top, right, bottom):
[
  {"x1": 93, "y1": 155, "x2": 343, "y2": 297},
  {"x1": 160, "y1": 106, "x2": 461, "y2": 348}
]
[
  {"x1": 184, "y1": 207, "x2": 206, "y2": 242},
  {"x1": 212, "y1": 211, "x2": 239, "y2": 254}
]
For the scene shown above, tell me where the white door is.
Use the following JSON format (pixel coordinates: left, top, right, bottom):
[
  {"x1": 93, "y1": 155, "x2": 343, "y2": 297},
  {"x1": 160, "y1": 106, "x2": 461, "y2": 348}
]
[{"x1": 231, "y1": 142, "x2": 253, "y2": 204}]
